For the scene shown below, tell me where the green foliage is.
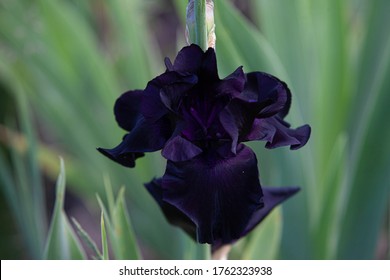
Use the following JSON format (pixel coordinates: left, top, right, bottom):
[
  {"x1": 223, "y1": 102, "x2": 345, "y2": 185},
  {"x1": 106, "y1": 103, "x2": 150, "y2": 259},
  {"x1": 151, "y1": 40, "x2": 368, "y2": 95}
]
[
  {"x1": 0, "y1": 0, "x2": 389, "y2": 259},
  {"x1": 44, "y1": 159, "x2": 86, "y2": 260},
  {"x1": 102, "y1": 185, "x2": 141, "y2": 260},
  {"x1": 101, "y1": 212, "x2": 109, "y2": 260},
  {"x1": 0, "y1": 90, "x2": 46, "y2": 259}
]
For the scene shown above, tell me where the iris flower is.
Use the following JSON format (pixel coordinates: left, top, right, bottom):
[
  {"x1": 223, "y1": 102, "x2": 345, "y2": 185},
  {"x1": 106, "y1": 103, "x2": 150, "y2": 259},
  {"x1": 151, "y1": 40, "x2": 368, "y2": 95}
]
[{"x1": 98, "y1": 44, "x2": 310, "y2": 245}]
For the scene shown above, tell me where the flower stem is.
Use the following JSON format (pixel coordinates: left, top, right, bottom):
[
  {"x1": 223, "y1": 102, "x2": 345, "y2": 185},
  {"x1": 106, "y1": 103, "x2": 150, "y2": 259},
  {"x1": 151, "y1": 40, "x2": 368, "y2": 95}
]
[
  {"x1": 193, "y1": 0, "x2": 207, "y2": 50},
  {"x1": 186, "y1": 0, "x2": 215, "y2": 51},
  {"x1": 211, "y1": 245, "x2": 232, "y2": 260}
]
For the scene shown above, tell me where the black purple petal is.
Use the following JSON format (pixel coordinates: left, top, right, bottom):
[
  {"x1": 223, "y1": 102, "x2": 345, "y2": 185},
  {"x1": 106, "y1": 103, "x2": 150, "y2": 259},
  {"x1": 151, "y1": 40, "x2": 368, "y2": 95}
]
[
  {"x1": 141, "y1": 71, "x2": 197, "y2": 122},
  {"x1": 161, "y1": 144, "x2": 263, "y2": 244},
  {"x1": 162, "y1": 135, "x2": 203, "y2": 162},
  {"x1": 173, "y1": 44, "x2": 220, "y2": 82},
  {"x1": 159, "y1": 74, "x2": 198, "y2": 113},
  {"x1": 97, "y1": 116, "x2": 173, "y2": 167},
  {"x1": 173, "y1": 44, "x2": 204, "y2": 73},
  {"x1": 97, "y1": 141, "x2": 144, "y2": 168},
  {"x1": 240, "y1": 72, "x2": 291, "y2": 119},
  {"x1": 114, "y1": 90, "x2": 143, "y2": 131},
  {"x1": 246, "y1": 117, "x2": 311, "y2": 150},
  {"x1": 212, "y1": 186, "x2": 300, "y2": 251},
  {"x1": 216, "y1": 66, "x2": 246, "y2": 98},
  {"x1": 199, "y1": 47, "x2": 219, "y2": 82},
  {"x1": 145, "y1": 178, "x2": 197, "y2": 239},
  {"x1": 219, "y1": 107, "x2": 239, "y2": 154},
  {"x1": 242, "y1": 186, "x2": 300, "y2": 235}
]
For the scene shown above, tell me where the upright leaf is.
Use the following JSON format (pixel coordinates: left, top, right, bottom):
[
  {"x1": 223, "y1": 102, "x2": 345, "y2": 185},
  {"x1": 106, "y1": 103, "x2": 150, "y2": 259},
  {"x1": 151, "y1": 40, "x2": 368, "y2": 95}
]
[
  {"x1": 43, "y1": 159, "x2": 86, "y2": 260},
  {"x1": 110, "y1": 188, "x2": 141, "y2": 260},
  {"x1": 101, "y1": 212, "x2": 109, "y2": 260}
]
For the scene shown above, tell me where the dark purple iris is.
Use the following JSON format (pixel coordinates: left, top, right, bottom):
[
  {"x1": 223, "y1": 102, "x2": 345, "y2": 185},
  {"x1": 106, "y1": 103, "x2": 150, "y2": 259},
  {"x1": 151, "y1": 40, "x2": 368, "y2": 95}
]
[{"x1": 98, "y1": 44, "x2": 310, "y2": 245}]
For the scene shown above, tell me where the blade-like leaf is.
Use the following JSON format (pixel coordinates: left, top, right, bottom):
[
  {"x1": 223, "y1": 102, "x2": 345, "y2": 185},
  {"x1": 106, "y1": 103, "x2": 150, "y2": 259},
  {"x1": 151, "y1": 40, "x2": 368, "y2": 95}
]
[
  {"x1": 72, "y1": 218, "x2": 102, "y2": 260},
  {"x1": 215, "y1": 0, "x2": 288, "y2": 77},
  {"x1": 110, "y1": 187, "x2": 141, "y2": 260},
  {"x1": 101, "y1": 212, "x2": 109, "y2": 260},
  {"x1": 43, "y1": 159, "x2": 86, "y2": 260}
]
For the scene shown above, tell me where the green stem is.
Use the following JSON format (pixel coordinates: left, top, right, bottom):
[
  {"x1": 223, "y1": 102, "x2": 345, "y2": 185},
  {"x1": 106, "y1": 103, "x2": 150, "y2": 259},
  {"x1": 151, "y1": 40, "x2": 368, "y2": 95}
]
[{"x1": 193, "y1": 0, "x2": 208, "y2": 50}]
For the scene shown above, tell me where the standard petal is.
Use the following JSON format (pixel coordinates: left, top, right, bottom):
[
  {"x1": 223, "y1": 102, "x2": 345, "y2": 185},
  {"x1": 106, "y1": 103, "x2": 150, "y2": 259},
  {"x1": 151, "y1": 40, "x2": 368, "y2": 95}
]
[
  {"x1": 219, "y1": 98, "x2": 259, "y2": 148},
  {"x1": 145, "y1": 178, "x2": 197, "y2": 239},
  {"x1": 159, "y1": 74, "x2": 198, "y2": 113},
  {"x1": 173, "y1": 44, "x2": 204, "y2": 73},
  {"x1": 240, "y1": 72, "x2": 291, "y2": 119},
  {"x1": 218, "y1": 72, "x2": 293, "y2": 145},
  {"x1": 246, "y1": 117, "x2": 311, "y2": 150},
  {"x1": 114, "y1": 90, "x2": 143, "y2": 131},
  {"x1": 98, "y1": 116, "x2": 173, "y2": 167},
  {"x1": 161, "y1": 144, "x2": 263, "y2": 244},
  {"x1": 199, "y1": 47, "x2": 219, "y2": 82},
  {"x1": 142, "y1": 71, "x2": 197, "y2": 121},
  {"x1": 219, "y1": 107, "x2": 239, "y2": 154},
  {"x1": 173, "y1": 45, "x2": 220, "y2": 82},
  {"x1": 216, "y1": 66, "x2": 245, "y2": 98}
]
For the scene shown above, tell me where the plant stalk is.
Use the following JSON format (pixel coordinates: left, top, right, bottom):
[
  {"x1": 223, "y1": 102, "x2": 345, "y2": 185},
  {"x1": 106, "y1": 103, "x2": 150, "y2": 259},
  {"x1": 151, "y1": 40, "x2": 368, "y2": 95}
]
[{"x1": 186, "y1": 0, "x2": 215, "y2": 50}]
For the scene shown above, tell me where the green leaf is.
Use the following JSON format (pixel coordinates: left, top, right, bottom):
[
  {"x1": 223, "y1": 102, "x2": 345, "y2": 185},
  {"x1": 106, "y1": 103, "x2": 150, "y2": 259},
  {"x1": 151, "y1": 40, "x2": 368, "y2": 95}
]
[
  {"x1": 0, "y1": 82, "x2": 47, "y2": 258},
  {"x1": 215, "y1": 0, "x2": 288, "y2": 77},
  {"x1": 313, "y1": 134, "x2": 348, "y2": 259},
  {"x1": 110, "y1": 187, "x2": 141, "y2": 260},
  {"x1": 43, "y1": 158, "x2": 86, "y2": 260},
  {"x1": 107, "y1": 0, "x2": 162, "y2": 87},
  {"x1": 104, "y1": 175, "x2": 116, "y2": 219},
  {"x1": 101, "y1": 212, "x2": 109, "y2": 260},
  {"x1": 72, "y1": 218, "x2": 102, "y2": 260},
  {"x1": 337, "y1": 0, "x2": 390, "y2": 256}
]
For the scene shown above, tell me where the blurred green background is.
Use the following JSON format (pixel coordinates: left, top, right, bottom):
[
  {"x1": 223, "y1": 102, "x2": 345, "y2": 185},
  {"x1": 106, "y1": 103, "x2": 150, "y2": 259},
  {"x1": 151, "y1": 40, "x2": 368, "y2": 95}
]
[{"x1": 0, "y1": 0, "x2": 389, "y2": 260}]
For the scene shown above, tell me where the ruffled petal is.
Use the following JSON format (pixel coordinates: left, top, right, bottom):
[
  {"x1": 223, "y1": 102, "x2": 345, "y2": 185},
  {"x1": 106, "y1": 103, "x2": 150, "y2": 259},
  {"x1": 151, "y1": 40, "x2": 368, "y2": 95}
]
[
  {"x1": 199, "y1": 47, "x2": 219, "y2": 82},
  {"x1": 173, "y1": 44, "x2": 204, "y2": 73},
  {"x1": 142, "y1": 71, "x2": 197, "y2": 121},
  {"x1": 114, "y1": 90, "x2": 143, "y2": 131},
  {"x1": 98, "y1": 116, "x2": 173, "y2": 167},
  {"x1": 240, "y1": 72, "x2": 291, "y2": 119},
  {"x1": 246, "y1": 117, "x2": 311, "y2": 150},
  {"x1": 161, "y1": 144, "x2": 263, "y2": 244},
  {"x1": 159, "y1": 74, "x2": 198, "y2": 113},
  {"x1": 218, "y1": 72, "x2": 294, "y2": 145},
  {"x1": 173, "y1": 45, "x2": 220, "y2": 82},
  {"x1": 219, "y1": 107, "x2": 239, "y2": 154},
  {"x1": 145, "y1": 178, "x2": 197, "y2": 239},
  {"x1": 216, "y1": 66, "x2": 245, "y2": 98}
]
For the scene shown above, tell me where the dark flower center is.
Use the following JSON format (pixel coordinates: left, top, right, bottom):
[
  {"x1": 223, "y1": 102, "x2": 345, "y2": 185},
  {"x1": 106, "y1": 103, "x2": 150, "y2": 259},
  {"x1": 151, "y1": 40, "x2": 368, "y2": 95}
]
[{"x1": 179, "y1": 85, "x2": 231, "y2": 153}]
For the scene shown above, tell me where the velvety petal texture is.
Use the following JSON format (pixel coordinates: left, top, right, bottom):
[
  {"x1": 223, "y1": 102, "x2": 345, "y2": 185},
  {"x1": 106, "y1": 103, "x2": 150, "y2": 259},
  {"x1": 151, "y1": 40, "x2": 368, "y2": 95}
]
[
  {"x1": 162, "y1": 144, "x2": 262, "y2": 243},
  {"x1": 145, "y1": 178, "x2": 197, "y2": 239},
  {"x1": 98, "y1": 44, "x2": 311, "y2": 245},
  {"x1": 211, "y1": 186, "x2": 300, "y2": 251}
]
